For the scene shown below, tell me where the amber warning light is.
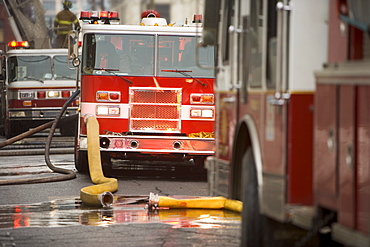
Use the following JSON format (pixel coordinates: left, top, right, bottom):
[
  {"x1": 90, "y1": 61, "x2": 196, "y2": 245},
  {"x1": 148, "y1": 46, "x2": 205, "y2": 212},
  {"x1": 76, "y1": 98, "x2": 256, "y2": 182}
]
[{"x1": 8, "y1": 41, "x2": 30, "y2": 48}]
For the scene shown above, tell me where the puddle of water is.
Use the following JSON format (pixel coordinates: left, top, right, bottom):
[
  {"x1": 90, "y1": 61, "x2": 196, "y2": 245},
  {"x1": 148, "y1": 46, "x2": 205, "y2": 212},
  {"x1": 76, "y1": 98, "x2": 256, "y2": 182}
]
[{"x1": 0, "y1": 196, "x2": 241, "y2": 229}]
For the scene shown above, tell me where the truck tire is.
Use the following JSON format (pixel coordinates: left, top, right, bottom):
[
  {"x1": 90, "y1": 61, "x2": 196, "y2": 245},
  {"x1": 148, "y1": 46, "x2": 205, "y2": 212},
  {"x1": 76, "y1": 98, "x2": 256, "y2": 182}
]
[
  {"x1": 6, "y1": 120, "x2": 27, "y2": 138},
  {"x1": 240, "y1": 147, "x2": 264, "y2": 246},
  {"x1": 75, "y1": 149, "x2": 89, "y2": 173}
]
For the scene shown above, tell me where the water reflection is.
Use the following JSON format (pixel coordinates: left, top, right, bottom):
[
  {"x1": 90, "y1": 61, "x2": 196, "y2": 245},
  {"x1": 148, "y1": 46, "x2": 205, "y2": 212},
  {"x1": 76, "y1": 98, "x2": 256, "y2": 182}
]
[{"x1": 0, "y1": 196, "x2": 241, "y2": 229}]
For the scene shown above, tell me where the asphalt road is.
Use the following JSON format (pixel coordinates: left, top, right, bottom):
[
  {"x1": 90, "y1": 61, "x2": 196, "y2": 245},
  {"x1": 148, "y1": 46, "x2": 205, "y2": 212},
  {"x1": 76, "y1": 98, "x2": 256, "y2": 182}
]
[{"x1": 0, "y1": 153, "x2": 242, "y2": 247}]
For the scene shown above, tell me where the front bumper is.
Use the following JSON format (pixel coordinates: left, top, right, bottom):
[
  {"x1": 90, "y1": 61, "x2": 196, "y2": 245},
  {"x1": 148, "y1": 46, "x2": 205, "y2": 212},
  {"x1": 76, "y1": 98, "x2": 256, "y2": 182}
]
[
  {"x1": 9, "y1": 107, "x2": 78, "y2": 120},
  {"x1": 79, "y1": 134, "x2": 215, "y2": 155}
]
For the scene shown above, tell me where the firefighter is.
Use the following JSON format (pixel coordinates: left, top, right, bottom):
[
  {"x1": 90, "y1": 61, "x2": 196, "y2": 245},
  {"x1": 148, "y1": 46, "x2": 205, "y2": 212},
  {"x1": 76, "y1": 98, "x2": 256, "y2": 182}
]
[{"x1": 54, "y1": 0, "x2": 80, "y2": 48}]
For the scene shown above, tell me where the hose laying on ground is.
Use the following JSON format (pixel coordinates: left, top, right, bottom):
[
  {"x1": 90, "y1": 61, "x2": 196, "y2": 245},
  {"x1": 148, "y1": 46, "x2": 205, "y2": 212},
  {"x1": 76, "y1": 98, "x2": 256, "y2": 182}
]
[
  {"x1": 80, "y1": 116, "x2": 118, "y2": 207},
  {"x1": 0, "y1": 90, "x2": 80, "y2": 185},
  {"x1": 148, "y1": 193, "x2": 243, "y2": 213},
  {"x1": 0, "y1": 121, "x2": 53, "y2": 149}
]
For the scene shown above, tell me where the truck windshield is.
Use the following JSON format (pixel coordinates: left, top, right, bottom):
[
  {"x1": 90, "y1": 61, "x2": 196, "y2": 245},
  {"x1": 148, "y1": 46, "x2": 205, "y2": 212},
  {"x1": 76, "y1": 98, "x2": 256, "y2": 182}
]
[
  {"x1": 157, "y1": 35, "x2": 214, "y2": 78},
  {"x1": 54, "y1": 55, "x2": 76, "y2": 80},
  {"x1": 8, "y1": 56, "x2": 52, "y2": 82},
  {"x1": 82, "y1": 33, "x2": 214, "y2": 78},
  {"x1": 82, "y1": 33, "x2": 155, "y2": 76}
]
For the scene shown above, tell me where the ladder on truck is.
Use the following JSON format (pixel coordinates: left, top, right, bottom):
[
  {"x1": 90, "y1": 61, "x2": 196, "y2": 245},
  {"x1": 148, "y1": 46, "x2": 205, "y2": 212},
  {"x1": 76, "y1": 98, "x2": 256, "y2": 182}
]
[{"x1": 2, "y1": 0, "x2": 50, "y2": 48}]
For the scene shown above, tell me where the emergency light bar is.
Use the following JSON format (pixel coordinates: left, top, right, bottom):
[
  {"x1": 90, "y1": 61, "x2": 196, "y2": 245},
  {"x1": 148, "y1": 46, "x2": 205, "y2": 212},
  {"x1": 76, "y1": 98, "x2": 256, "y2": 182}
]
[
  {"x1": 8, "y1": 41, "x2": 30, "y2": 48},
  {"x1": 192, "y1": 14, "x2": 202, "y2": 23},
  {"x1": 80, "y1": 11, "x2": 119, "y2": 24}
]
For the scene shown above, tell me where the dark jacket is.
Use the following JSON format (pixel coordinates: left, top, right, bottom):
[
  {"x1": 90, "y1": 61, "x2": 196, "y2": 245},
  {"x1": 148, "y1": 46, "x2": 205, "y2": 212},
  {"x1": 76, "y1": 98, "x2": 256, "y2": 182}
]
[{"x1": 54, "y1": 10, "x2": 80, "y2": 35}]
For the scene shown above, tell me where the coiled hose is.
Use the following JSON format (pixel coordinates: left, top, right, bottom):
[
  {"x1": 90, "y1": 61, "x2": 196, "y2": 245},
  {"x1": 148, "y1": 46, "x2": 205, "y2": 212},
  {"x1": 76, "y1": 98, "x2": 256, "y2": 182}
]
[
  {"x1": 0, "y1": 90, "x2": 80, "y2": 185},
  {"x1": 80, "y1": 116, "x2": 118, "y2": 207}
]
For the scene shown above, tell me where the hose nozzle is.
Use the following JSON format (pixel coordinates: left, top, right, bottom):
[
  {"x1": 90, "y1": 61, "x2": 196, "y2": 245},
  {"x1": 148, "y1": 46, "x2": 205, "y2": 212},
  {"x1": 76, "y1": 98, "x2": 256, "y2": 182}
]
[
  {"x1": 147, "y1": 192, "x2": 159, "y2": 210},
  {"x1": 99, "y1": 191, "x2": 115, "y2": 207}
]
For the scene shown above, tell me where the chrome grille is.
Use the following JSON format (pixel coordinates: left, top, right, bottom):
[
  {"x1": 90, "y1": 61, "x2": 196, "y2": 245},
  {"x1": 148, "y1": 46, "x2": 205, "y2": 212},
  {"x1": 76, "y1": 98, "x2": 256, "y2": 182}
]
[{"x1": 129, "y1": 87, "x2": 181, "y2": 132}]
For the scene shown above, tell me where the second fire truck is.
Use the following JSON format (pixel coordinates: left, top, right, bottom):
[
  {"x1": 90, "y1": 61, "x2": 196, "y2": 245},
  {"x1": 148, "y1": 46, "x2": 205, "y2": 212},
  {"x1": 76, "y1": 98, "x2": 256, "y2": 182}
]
[
  {"x1": 73, "y1": 11, "x2": 215, "y2": 173},
  {"x1": 0, "y1": 42, "x2": 79, "y2": 138}
]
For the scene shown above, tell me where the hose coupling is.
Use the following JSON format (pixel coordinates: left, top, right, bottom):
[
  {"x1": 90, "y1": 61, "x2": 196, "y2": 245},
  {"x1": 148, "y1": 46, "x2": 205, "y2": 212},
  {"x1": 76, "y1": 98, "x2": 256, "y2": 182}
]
[
  {"x1": 147, "y1": 192, "x2": 159, "y2": 211},
  {"x1": 83, "y1": 114, "x2": 94, "y2": 124},
  {"x1": 99, "y1": 191, "x2": 115, "y2": 207}
]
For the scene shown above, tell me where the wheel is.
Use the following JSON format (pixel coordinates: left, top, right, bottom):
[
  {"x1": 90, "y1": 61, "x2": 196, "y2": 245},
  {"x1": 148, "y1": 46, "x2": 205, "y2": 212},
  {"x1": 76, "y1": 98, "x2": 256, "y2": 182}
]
[
  {"x1": 75, "y1": 149, "x2": 89, "y2": 173},
  {"x1": 59, "y1": 125, "x2": 76, "y2": 136},
  {"x1": 240, "y1": 148, "x2": 313, "y2": 246},
  {"x1": 58, "y1": 115, "x2": 77, "y2": 136},
  {"x1": 192, "y1": 156, "x2": 207, "y2": 178},
  {"x1": 6, "y1": 120, "x2": 27, "y2": 138},
  {"x1": 101, "y1": 152, "x2": 113, "y2": 176},
  {"x1": 241, "y1": 147, "x2": 265, "y2": 246}
]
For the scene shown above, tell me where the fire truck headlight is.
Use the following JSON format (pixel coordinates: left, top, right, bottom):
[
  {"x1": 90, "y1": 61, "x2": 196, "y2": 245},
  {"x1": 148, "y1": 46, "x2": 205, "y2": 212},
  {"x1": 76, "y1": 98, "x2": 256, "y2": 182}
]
[
  {"x1": 190, "y1": 108, "x2": 214, "y2": 118},
  {"x1": 96, "y1": 105, "x2": 120, "y2": 116},
  {"x1": 19, "y1": 92, "x2": 35, "y2": 99},
  {"x1": 190, "y1": 109, "x2": 202, "y2": 117},
  {"x1": 202, "y1": 109, "x2": 214, "y2": 118},
  {"x1": 47, "y1": 91, "x2": 60, "y2": 98}
]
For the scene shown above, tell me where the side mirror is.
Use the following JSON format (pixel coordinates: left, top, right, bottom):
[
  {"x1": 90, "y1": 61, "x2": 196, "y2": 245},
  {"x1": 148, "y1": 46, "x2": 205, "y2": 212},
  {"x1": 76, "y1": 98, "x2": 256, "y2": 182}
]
[
  {"x1": 201, "y1": 0, "x2": 220, "y2": 46},
  {"x1": 68, "y1": 30, "x2": 79, "y2": 67}
]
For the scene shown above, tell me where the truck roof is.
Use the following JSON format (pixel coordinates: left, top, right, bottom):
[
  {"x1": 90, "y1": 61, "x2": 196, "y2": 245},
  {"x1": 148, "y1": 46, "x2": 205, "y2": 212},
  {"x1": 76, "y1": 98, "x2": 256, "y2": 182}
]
[
  {"x1": 6, "y1": 49, "x2": 69, "y2": 56},
  {"x1": 81, "y1": 24, "x2": 203, "y2": 36}
]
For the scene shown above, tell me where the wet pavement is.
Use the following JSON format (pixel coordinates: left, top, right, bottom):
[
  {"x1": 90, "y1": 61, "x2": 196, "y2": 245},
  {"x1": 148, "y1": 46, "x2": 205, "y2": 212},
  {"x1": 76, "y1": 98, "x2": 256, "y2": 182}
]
[
  {"x1": 0, "y1": 154, "x2": 242, "y2": 246},
  {"x1": 0, "y1": 196, "x2": 241, "y2": 246}
]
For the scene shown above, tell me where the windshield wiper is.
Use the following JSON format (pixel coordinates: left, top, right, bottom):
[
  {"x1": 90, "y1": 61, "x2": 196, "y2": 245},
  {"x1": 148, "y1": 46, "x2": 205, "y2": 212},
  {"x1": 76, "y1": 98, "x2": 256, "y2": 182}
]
[
  {"x1": 23, "y1": 76, "x2": 44, "y2": 83},
  {"x1": 161, "y1": 69, "x2": 207, "y2": 87},
  {"x1": 55, "y1": 75, "x2": 75, "y2": 80},
  {"x1": 93, "y1": 68, "x2": 133, "y2": 84}
]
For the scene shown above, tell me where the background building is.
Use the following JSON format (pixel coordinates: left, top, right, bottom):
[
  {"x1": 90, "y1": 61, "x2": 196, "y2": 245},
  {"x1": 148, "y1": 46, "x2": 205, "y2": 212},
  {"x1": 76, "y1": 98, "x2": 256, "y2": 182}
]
[
  {"x1": 0, "y1": 0, "x2": 204, "y2": 50},
  {"x1": 111, "y1": 0, "x2": 204, "y2": 25}
]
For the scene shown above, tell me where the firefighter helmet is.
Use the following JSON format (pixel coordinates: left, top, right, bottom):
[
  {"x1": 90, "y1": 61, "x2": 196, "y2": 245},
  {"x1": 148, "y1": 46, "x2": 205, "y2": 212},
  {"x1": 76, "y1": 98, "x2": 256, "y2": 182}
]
[{"x1": 63, "y1": 0, "x2": 72, "y2": 9}]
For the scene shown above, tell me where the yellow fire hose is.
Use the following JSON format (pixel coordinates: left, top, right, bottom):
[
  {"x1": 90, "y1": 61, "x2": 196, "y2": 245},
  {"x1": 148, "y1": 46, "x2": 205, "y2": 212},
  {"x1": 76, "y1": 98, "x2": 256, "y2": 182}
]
[
  {"x1": 148, "y1": 193, "x2": 242, "y2": 213},
  {"x1": 80, "y1": 116, "x2": 118, "y2": 207},
  {"x1": 79, "y1": 116, "x2": 241, "y2": 212}
]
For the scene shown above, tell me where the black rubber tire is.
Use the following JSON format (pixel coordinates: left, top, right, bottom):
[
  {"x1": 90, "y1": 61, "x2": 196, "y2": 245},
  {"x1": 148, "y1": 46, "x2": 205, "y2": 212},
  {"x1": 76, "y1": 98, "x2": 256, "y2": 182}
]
[
  {"x1": 6, "y1": 120, "x2": 27, "y2": 138},
  {"x1": 101, "y1": 152, "x2": 113, "y2": 175},
  {"x1": 58, "y1": 115, "x2": 77, "y2": 136},
  {"x1": 75, "y1": 149, "x2": 89, "y2": 173},
  {"x1": 59, "y1": 126, "x2": 76, "y2": 136},
  {"x1": 241, "y1": 147, "x2": 265, "y2": 246}
]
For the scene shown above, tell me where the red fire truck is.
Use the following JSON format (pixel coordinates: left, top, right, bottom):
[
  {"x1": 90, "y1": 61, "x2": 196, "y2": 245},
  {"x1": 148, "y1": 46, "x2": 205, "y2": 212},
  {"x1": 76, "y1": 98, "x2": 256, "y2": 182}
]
[
  {"x1": 0, "y1": 41, "x2": 79, "y2": 138},
  {"x1": 202, "y1": 0, "x2": 369, "y2": 246},
  {"x1": 73, "y1": 11, "x2": 215, "y2": 173}
]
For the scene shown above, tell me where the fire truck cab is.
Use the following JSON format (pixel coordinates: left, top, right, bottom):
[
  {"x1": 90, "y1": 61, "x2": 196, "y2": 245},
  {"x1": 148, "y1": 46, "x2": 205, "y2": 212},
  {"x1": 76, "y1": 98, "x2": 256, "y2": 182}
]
[
  {"x1": 74, "y1": 11, "x2": 215, "y2": 173},
  {"x1": 0, "y1": 41, "x2": 79, "y2": 137},
  {"x1": 202, "y1": 0, "x2": 369, "y2": 246}
]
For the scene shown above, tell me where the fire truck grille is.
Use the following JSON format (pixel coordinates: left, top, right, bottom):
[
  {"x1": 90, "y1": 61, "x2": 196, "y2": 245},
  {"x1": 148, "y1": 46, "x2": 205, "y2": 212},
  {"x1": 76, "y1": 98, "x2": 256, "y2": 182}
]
[{"x1": 129, "y1": 88, "x2": 182, "y2": 132}]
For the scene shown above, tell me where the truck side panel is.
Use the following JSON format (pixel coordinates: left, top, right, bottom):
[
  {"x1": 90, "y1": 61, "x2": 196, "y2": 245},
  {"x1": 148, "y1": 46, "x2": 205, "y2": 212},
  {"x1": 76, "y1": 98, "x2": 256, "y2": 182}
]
[
  {"x1": 314, "y1": 84, "x2": 339, "y2": 210},
  {"x1": 339, "y1": 85, "x2": 356, "y2": 229},
  {"x1": 356, "y1": 86, "x2": 369, "y2": 234}
]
